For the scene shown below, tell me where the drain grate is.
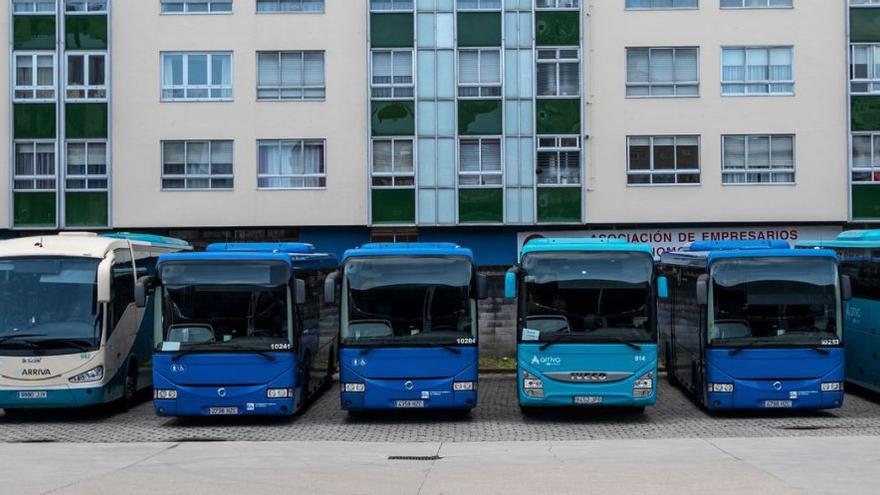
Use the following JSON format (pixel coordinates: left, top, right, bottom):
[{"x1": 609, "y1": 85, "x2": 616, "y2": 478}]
[
  {"x1": 387, "y1": 455, "x2": 442, "y2": 461},
  {"x1": 11, "y1": 439, "x2": 57, "y2": 443}
]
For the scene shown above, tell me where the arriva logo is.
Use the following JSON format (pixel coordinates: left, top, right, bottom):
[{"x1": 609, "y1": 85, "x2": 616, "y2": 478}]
[
  {"x1": 531, "y1": 356, "x2": 562, "y2": 367},
  {"x1": 21, "y1": 368, "x2": 51, "y2": 377}
]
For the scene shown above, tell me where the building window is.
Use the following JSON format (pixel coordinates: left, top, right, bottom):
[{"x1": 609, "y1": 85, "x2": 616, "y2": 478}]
[
  {"x1": 722, "y1": 135, "x2": 794, "y2": 184},
  {"x1": 66, "y1": 0, "x2": 107, "y2": 12},
  {"x1": 852, "y1": 0, "x2": 880, "y2": 4},
  {"x1": 625, "y1": 0, "x2": 697, "y2": 8},
  {"x1": 721, "y1": 46, "x2": 793, "y2": 96},
  {"x1": 851, "y1": 45, "x2": 880, "y2": 94},
  {"x1": 257, "y1": 139, "x2": 326, "y2": 189},
  {"x1": 160, "y1": 0, "x2": 232, "y2": 13},
  {"x1": 626, "y1": 47, "x2": 698, "y2": 97},
  {"x1": 257, "y1": 51, "x2": 325, "y2": 101},
  {"x1": 370, "y1": 228, "x2": 418, "y2": 243},
  {"x1": 369, "y1": 0, "x2": 413, "y2": 11},
  {"x1": 537, "y1": 137, "x2": 580, "y2": 185},
  {"x1": 14, "y1": 142, "x2": 56, "y2": 191},
  {"x1": 458, "y1": 50, "x2": 501, "y2": 98},
  {"x1": 257, "y1": 0, "x2": 324, "y2": 12},
  {"x1": 457, "y1": 0, "x2": 502, "y2": 9},
  {"x1": 372, "y1": 139, "x2": 414, "y2": 187},
  {"x1": 66, "y1": 53, "x2": 107, "y2": 101},
  {"x1": 161, "y1": 52, "x2": 233, "y2": 101},
  {"x1": 627, "y1": 136, "x2": 700, "y2": 185},
  {"x1": 14, "y1": 53, "x2": 55, "y2": 102},
  {"x1": 852, "y1": 133, "x2": 880, "y2": 183},
  {"x1": 459, "y1": 138, "x2": 502, "y2": 186},
  {"x1": 536, "y1": 0, "x2": 579, "y2": 8},
  {"x1": 720, "y1": 0, "x2": 792, "y2": 8},
  {"x1": 371, "y1": 51, "x2": 414, "y2": 99},
  {"x1": 66, "y1": 141, "x2": 108, "y2": 191},
  {"x1": 537, "y1": 49, "x2": 579, "y2": 97},
  {"x1": 12, "y1": 0, "x2": 56, "y2": 13},
  {"x1": 161, "y1": 140, "x2": 234, "y2": 190}
]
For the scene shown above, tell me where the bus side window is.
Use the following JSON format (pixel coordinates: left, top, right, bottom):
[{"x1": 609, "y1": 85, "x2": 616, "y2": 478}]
[{"x1": 109, "y1": 249, "x2": 136, "y2": 336}]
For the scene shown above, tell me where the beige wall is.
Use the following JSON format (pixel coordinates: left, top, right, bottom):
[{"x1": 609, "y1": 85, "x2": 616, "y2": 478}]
[
  {"x1": 585, "y1": 1, "x2": 848, "y2": 224},
  {"x1": 111, "y1": 2, "x2": 368, "y2": 228},
  {"x1": 0, "y1": 1, "x2": 10, "y2": 230}
]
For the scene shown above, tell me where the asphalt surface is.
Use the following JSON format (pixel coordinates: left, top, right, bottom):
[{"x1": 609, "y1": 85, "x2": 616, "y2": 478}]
[{"x1": 2, "y1": 374, "x2": 880, "y2": 443}]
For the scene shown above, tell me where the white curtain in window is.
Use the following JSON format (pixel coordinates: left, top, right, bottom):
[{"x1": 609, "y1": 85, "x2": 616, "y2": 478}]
[
  {"x1": 36, "y1": 56, "x2": 53, "y2": 86},
  {"x1": 480, "y1": 51, "x2": 500, "y2": 84},
  {"x1": 747, "y1": 136, "x2": 770, "y2": 166},
  {"x1": 481, "y1": 140, "x2": 501, "y2": 172},
  {"x1": 724, "y1": 136, "x2": 746, "y2": 169},
  {"x1": 163, "y1": 55, "x2": 182, "y2": 86},
  {"x1": 769, "y1": 47, "x2": 791, "y2": 81},
  {"x1": 853, "y1": 46, "x2": 870, "y2": 79},
  {"x1": 746, "y1": 48, "x2": 769, "y2": 82},
  {"x1": 35, "y1": 143, "x2": 55, "y2": 176},
  {"x1": 392, "y1": 52, "x2": 412, "y2": 84},
  {"x1": 373, "y1": 141, "x2": 393, "y2": 173},
  {"x1": 16, "y1": 56, "x2": 33, "y2": 86},
  {"x1": 211, "y1": 55, "x2": 231, "y2": 86},
  {"x1": 626, "y1": 49, "x2": 649, "y2": 83},
  {"x1": 303, "y1": 141, "x2": 323, "y2": 175},
  {"x1": 459, "y1": 140, "x2": 480, "y2": 172},
  {"x1": 15, "y1": 143, "x2": 35, "y2": 177},
  {"x1": 649, "y1": 49, "x2": 674, "y2": 83},
  {"x1": 674, "y1": 49, "x2": 697, "y2": 82},
  {"x1": 770, "y1": 136, "x2": 793, "y2": 167},
  {"x1": 458, "y1": 52, "x2": 479, "y2": 84},
  {"x1": 67, "y1": 143, "x2": 86, "y2": 175},
  {"x1": 258, "y1": 53, "x2": 280, "y2": 86},
  {"x1": 373, "y1": 52, "x2": 392, "y2": 84},
  {"x1": 394, "y1": 141, "x2": 414, "y2": 173},
  {"x1": 186, "y1": 142, "x2": 210, "y2": 175},
  {"x1": 559, "y1": 62, "x2": 579, "y2": 95},
  {"x1": 303, "y1": 53, "x2": 324, "y2": 86},
  {"x1": 722, "y1": 49, "x2": 745, "y2": 81},
  {"x1": 854, "y1": 136, "x2": 872, "y2": 168}
]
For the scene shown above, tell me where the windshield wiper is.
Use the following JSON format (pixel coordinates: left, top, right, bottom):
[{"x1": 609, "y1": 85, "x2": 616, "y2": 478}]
[
  {"x1": 728, "y1": 342, "x2": 831, "y2": 356},
  {"x1": 36, "y1": 338, "x2": 91, "y2": 352},
  {"x1": 169, "y1": 343, "x2": 277, "y2": 362},
  {"x1": 0, "y1": 333, "x2": 45, "y2": 348},
  {"x1": 539, "y1": 334, "x2": 642, "y2": 351},
  {"x1": 587, "y1": 336, "x2": 642, "y2": 351}
]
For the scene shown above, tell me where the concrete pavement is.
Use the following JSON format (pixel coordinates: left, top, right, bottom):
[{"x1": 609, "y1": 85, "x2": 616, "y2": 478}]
[{"x1": 0, "y1": 436, "x2": 876, "y2": 494}]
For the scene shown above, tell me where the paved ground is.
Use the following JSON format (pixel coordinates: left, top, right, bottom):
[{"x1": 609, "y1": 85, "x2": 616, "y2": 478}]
[
  {"x1": 2, "y1": 374, "x2": 880, "y2": 443},
  {"x1": 1, "y1": 436, "x2": 878, "y2": 494}
]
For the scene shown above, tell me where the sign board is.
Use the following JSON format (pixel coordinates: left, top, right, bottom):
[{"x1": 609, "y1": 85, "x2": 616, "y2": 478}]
[{"x1": 517, "y1": 226, "x2": 843, "y2": 258}]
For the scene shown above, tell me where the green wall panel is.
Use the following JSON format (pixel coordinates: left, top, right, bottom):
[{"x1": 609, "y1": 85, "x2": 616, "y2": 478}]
[
  {"x1": 852, "y1": 8, "x2": 880, "y2": 43},
  {"x1": 853, "y1": 185, "x2": 880, "y2": 220},
  {"x1": 372, "y1": 189, "x2": 416, "y2": 224},
  {"x1": 536, "y1": 99, "x2": 580, "y2": 134},
  {"x1": 535, "y1": 11, "x2": 579, "y2": 46},
  {"x1": 459, "y1": 188, "x2": 503, "y2": 223},
  {"x1": 459, "y1": 100, "x2": 503, "y2": 135},
  {"x1": 371, "y1": 13, "x2": 413, "y2": 48},
  {"x1": 457, "y1": 12, "x2": 502, "y2": 47},
  {"x1": 65, "y1": 15, "x2": 108, "y2": 50},
  {"x1": 66, "y1": 103, "x2": 108, "y2": 139},
  {"x1": 13, "y1": 15, "x2": 56, "y2": 50},
  {"x1": 537, "y1": 187, "x2": 581, "y2": 223},
  {"x1": 65, "y1": 191, "x2": 108, "y2": 227},
  {"x1": 14, "y1": 103, "x2": 56, "y2": 139},
  {"x1": 372, "y1": 100, "x2": 415, "y2": 136},
  {"x1": 852, "y1": 96, "x2": 880, "y2": 132},
  {"x1": 14, "y1": 192, "x2": 56, "y2": 228}
]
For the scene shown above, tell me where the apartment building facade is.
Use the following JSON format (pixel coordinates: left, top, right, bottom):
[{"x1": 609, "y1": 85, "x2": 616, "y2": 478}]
[{"x1": 1, "y1": 0, "x2": 852, "y2": 265}]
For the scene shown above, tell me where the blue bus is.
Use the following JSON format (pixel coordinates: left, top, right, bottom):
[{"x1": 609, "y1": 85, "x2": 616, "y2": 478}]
[
  {"x1": 504, "y1": 238, "x2": 667, "y2": 413},
  {"x1": 139, "y1": 243, "x2": 338, "y2": 417},
  {"x1": 659, "y1": 241, "x2": 848, "y2": 411},
  {"x1": 798, "y1": 230, "x2": 880, "y2": 394},
  {"x1": 326, "y1": 243, "x2": 488, "y2": 412}
]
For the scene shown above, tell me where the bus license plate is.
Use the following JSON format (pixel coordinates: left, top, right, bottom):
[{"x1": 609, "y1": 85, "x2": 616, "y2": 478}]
[
  {"x1": 394, "y1": 400, "x2": 425, "y2": 409},
  {"x1": 18, "y1": 391, "x2": 47, "y2": 399},
  {"x1": 208, "y1": 407, "x2": 239, "y2": 415},
  {"x1": 573, "y1": 396, "x2": 603, "y2": 405},
  {"x1": 764, "y1": 400, "x2": 793, "y2": 409}
]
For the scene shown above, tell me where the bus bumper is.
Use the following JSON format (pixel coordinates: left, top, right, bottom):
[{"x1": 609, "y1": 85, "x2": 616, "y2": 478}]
[
  {"x1": 153, "y1": 375, "x2": 297, "y2": 417},
  {"x1": 340, "y1": 378, "x2": 477, "y2": 411},
  {"x1": 705, "y1": 378, "x2": 845, "y2": 411},
  {"x1": 0, "y1": 385, "x2": 110, "y2": 409}
]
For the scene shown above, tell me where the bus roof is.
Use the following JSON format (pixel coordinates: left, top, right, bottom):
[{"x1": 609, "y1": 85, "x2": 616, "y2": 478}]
[
  {"x1": 205, "y1": 242, "x2": 316, "y2": 254},
  {"x1": 0, "y1": 232, "x2": 190, "y2": 259},
  {"x1": 342, "y1": 242, "x2": 475, "y2": 262},
  {"x1": 661, "y1": 241, "x2": 837, "y2": 268},
  {"x1": 797, "y1": 229, "x2": 880, "y2": 249},
  {"x1": 520, "y1": 237, "x2": 653, "y2": 257},
  {"x1": 159, "y1": 243, "x2": 337, "y2": 270}
]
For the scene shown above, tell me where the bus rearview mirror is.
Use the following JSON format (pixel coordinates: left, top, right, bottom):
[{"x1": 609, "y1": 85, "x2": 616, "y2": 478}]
[
  {"x1": 134, "y1": 276, "x2": 156, "y2": 308},
  {"x1": 476, "y1": 274, "x2": 489, "y2": 300},
  {"x1": 504, "y1": 267, "x2": 519, "y2": 299},
  {"x1": 324, "y1": 271, "x2": 339, "y2": 304},
  {"x1": 696, "y1": 274, "x2": 709, "y2": 306},
  {"x1": 841, "y1": 275, "x2": 852, "y2": 302},
  {"x1": 295, "y1": 279, "x2": 307, "y2": 305},
  {"x1": 657, "y1": 276, "x2": 669, "y2": 299}
]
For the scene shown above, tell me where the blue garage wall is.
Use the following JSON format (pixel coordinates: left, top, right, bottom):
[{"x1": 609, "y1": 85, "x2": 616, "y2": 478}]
[
  {"x1": 298, "y1": 227, "x2": 371, "y2": 261},
  {"x1": 419, "y1": 228, "x2": 520, "y2": 267}
]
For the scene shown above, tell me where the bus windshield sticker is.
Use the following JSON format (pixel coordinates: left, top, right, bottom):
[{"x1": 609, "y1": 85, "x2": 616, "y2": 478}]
[
  {"x1": 522, "y1": 328, "x2": 541, "y2": 341},
  {"x1": 161, "y1": 342, "x2": 181, "y2": 352}
]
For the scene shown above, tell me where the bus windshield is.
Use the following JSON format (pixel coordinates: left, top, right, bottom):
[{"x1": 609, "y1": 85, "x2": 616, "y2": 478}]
[
  {"x1": 710, "y1": 257, "x2": 840, "y2": 346},
  {"x1": 0, "y1": 257, "x2": 101, "y2": 353},
  {"x1": 521, "y1": 251, "x2": 655, "y2": 343},
  {"x1": 342, "y1": 256, "x2": 475, "y2": 346}
]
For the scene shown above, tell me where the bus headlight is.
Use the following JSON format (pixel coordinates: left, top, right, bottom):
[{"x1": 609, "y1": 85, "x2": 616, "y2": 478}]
[
  {"x1": 633, "y1": 371, "x2": 654, "y2": 398},
  {"x1": 68, "y1": 366, "x2": 104, "y2": 384},
  {"x1": 821, "y1": 382, "x2": 844, "y2": 392},
  {"x1": 343, "y1": 383, "x2": 365, "y2": 393},
  {"x1": 267, "y1": 388, "x2": 293, "y2": 398},
  {"x1": 522, "y1": 370, "x2": 544, "y2": 398},
  {"x1": 453, "y1": 381, "x2": 476, "y2": 391},
  {"x1": 708, "y1": 383, "x2": 734, "y2": 393},
  {"x1": 154, "y1": 389, "x2": 177, "y2": 400}
]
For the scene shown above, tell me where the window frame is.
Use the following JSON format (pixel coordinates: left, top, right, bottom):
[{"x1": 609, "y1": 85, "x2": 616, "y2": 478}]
[
  {"x1": 851, "y1": 132, "x2": 880, "y2": 184},
  {"x1": 13, "y1": 140, "x2": 58, "y2": 192},
  {"x1": 457, "y1": 48, "x2": 503, "y2": 99},
  {"x1": 456, "y1": 0, "x2": 502, "y2": 11},
  {"x1": 160, "y1": 140, "x2": 235, "y2": 191},
  {"x1": 536, "y1": 47, "x2": 581, "y2": 98},
  {"x1": 160, "y1": 0, "x2": 233, "y2": 14},
  {"x1": 256, "y1": 0, "x2": 326, "y2": 13},
  {"x1": 850, "y1": 43, "x2": 880, "y2": 95},
  {"x1": 12, "y1": 0, "x2": 57, "y2": 14},
  {"x1": 13, "y1": 52, "x2": 57, "y2": 103},
  {"x1": 720, "y1": 0, "x2": 793, "y2": 9},
  {"x1": 65, "y1": 0, "x2": 107, "y2": 13},
  {"x1": 624, "y1": 0, "x2": 698, "y2": 10},
  {"x1": 626, "y1": 135, "x2": 702, "y2": 186},
  {"x1": 65, "y1": 52, "x2": 108, "y2": 102},
  {"x1": 625, "y1": 47, "x2": 700, "y2": 99},
  {"x1": 721, "y1": 134, "x2": 796, "y2": 186},
  {"x1": 720, "y1": 46, "x2": 795, "y2": 97},
  {"x1": 370, "y1": 50, "x2": 415, "y2": 100},
  {"x1": 160, "y1": 52, "x2": 234, "y2": 102},
  {"x1": 65, "y1": 140, "x2": 109, "y2": 192},
  {"x1": 536, "y1": 0, "x2": 580, "y2": 9},
  {"x1": 256, "y1": 139, "x2": 327, "y2": 190},
  {"x1": 458, "y1": 137, "x2": 503, "y2": 188},
  {"x1": 368, "y1": 0, "x2": 414, "y2": 11},
  {"x1": 371, "y1": 138, "x2": 415, "y2": 188},
  {"x1": 256, "y1": 50, "x2": 326, "y2": 102},
  {"x1": 536, "y1": 136, "x2": 582, "y2": 186}
]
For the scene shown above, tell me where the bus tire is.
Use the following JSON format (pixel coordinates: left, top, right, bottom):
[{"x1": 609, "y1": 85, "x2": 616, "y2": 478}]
[
  {"x1": 629, "y1": 406, "x2": 646, "y2": 415},
  {"x1": 120, "y1": 363, "x2": 138, "y2": 412},
  {"x1": 2, "y1": 408, "x2": 26, "y2": 418},
  {"x1": 326, "y1": 346, "x2": 336, "y2": 382},
  {"x1": 519, "y1": 405, "x2": 538, "y2": 416},
  {"x1": 665, "y1": 347, "x2": 677, "y2": 386}
]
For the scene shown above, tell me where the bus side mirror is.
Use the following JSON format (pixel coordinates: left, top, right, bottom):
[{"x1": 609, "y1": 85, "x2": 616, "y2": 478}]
[
  {"x1": 295, "y1": 279, "x2": 307, "y2": 305},
  {"x1": 476, "y1": 274, "x2": 489, "y2": 300},
  {"x1": 841, "y1": 275, "x2": 852, "y2": 302},
  {"x1": 504, "y1": 267, "x2": 519, "y2": 299},
  {"x1": 135, "y1": 276, "x2": 157, "y2": 308},
  {"x1": 324, "y1": 271, "x2": 339, "y2": 305},
  {"x1": 696, "y1": 274, "x2": 709, "y2": 306},
  {"x1": 657, "y1": 276, "x2": 669, "y2": 300}
]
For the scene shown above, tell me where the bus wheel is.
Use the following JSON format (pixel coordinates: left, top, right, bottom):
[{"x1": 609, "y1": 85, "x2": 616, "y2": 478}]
[
  {"x1": 519, "y1": 405, "x2": 538, "y2": 416},
  {"x1": 326, "y1": 346, "x2": 336, "y2": 382},
  {"x1": 628, "y1": 406, "x2": 646, "y2": 415},
  {"x1": 121, "y1": 365, "x2": 138, "y2": 412},
  {"x1": 2, "y1": 408, "x2": 26, "y2": 418}
]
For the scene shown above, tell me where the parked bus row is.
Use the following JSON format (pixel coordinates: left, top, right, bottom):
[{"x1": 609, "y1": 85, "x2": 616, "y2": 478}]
[{"x1": 0, "y1": 230, "x2": 876, "y2": 418}]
